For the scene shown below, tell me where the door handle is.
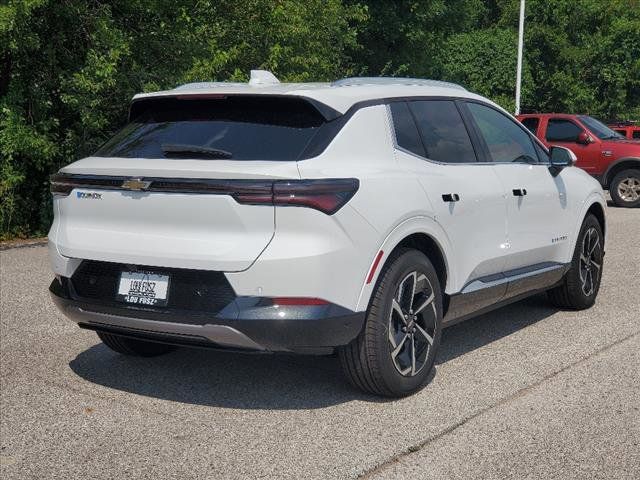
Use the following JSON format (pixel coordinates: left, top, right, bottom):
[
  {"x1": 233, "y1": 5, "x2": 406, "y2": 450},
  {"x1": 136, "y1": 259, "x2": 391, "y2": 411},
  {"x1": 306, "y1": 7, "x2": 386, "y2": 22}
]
[
  {"x1": 512, "y1": 188, "x2": 527, "y2": 197},
  {"x1": 442, "y1": 193, "x2": 460, "y2": 202}
]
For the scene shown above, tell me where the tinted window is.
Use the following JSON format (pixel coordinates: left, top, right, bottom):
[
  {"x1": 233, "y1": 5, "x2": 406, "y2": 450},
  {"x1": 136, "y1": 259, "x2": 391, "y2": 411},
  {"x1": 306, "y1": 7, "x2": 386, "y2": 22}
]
[
  {"x1": 533, "y1": 139, "x2": 550, "y2": 163},
  {"x1": 614, "y1": 129, "x2": 627, "y2": 136},
  {"x1": 96, "y1": 96, "x2": 326, "y2": 161},
  {"x1": 389, "y1": 102, "x2": 426, "y2": 157},
  {"x1": 521, "y1": 117, "x2": 540, "y2": 134},
  {"x1": 633, "y1": 130, "x2": 640, "y2": 139},
  {"x1": 578, "y1": 115, "x2": 624, "y2": 140},
  {"x1": 466, "y1": 103, "x2": 538, "y2": 163},
  {"x1": 408, "y1": 100, "x2": 477, "y2": 163},
  {"x1": 546, "y1": 119, "x2": 582, "y2": 142}
]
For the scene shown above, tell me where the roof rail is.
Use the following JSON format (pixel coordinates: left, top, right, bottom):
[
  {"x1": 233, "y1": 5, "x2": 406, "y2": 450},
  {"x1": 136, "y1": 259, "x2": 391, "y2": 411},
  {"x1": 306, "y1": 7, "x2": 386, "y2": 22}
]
[
  {"x1": 174, "y1": 82, "x2": 244, "y2": 90},
  {"x1": 331, "y1": 77, "x2": 466, "y2": 91}
]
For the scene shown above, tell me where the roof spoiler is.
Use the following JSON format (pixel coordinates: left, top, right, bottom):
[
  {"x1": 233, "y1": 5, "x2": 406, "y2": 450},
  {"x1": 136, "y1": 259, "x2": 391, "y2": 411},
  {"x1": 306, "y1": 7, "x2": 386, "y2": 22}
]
[{"x1": 127, "y1": 94, "x2": 342, "y2": 123}]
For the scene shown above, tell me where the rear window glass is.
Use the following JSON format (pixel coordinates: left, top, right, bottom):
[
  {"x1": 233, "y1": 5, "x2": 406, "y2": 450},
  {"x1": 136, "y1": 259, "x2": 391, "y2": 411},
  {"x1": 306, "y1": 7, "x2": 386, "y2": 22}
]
[
  {"x1": 409, "y1": 100, "x2": 477, "y2": 163},
  {"x1": 95, "y1": 96, "x2": 326, "y2": 161},
  {"x1": 389, "y1": 102, "x2": 426, "y2": 157}
]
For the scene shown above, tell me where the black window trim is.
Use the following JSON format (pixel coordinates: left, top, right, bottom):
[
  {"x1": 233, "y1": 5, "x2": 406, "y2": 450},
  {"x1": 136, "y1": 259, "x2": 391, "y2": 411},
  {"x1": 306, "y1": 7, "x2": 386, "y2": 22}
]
[{"x1": 385, "y1": 96, "x2": 550, "y2": 166}]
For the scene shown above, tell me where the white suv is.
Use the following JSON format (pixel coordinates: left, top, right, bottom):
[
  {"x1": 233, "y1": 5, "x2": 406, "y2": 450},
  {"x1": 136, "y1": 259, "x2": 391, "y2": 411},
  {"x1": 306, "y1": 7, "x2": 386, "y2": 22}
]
[{"x1": 49, "y1": 72, "x2": 606, "y2": 397}]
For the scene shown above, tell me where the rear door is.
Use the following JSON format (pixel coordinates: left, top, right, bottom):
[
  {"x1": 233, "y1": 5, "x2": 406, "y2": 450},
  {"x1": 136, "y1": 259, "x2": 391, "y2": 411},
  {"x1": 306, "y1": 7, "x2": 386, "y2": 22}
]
[
  {"x1": 463, "y1": 102, "x2": 572, "y2": 271},
  {"x1": 50, "y1": 96, "x2": 328, "y2": 271},
  {"x1": 390, "y1": 100, "x2": 508, "y2": 296}
]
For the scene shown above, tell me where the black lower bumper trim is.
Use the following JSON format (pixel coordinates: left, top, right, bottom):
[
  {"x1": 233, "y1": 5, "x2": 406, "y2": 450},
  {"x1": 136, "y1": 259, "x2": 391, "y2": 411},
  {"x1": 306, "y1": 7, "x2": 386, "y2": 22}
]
[{"x1": 50, "y1": 279, "x2": 365, "y2": 354}]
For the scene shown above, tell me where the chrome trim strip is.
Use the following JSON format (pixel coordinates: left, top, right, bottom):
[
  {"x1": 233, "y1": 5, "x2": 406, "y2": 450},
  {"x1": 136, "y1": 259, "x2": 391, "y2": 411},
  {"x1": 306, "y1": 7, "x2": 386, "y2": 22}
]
[{"x1": 461, "y1": 262, "x2": 567, "y2": 294}]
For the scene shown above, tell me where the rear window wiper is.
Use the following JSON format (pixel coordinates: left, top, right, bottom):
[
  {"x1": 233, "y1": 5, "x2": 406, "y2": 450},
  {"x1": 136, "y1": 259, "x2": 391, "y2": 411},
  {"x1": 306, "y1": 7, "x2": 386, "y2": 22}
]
[{"x1": 161, "y1": 144, "x2": 233, "y2": 159}]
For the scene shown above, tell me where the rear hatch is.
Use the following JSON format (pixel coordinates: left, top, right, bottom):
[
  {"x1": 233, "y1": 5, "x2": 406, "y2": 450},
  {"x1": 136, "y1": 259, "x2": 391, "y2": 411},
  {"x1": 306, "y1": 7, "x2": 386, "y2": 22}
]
[{"x1": 50, "y1": 95, "x2": 331, "y2": 271}]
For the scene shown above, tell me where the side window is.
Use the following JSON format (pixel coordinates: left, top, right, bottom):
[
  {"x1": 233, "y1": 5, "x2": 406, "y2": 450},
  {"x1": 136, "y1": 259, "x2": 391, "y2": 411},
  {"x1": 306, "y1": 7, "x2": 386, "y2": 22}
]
[
  {"x1": 521, "y1": 117, "x2": 540, "y2": 135},
  {"x1": 408, "y1": 100, "x2": 477, "y2": 163},
  {"x1": 389, "y1": 101, "x2": 426, "y2": 157},
  {"x1": 614, "y1": 129, "x2": 626, "y2": 136},
  {"x1": 546, "y1": 119, "x2": 582, "y2": 142},
  {"x1": 533, "y1": 139, "x2": 550, "y2": 163},
  {"x1": 466, "y1": 102, "x2": 538, "y2": 163},
  {"x1": 633, "y1": 130, "x2": 640, "y2": 139}
]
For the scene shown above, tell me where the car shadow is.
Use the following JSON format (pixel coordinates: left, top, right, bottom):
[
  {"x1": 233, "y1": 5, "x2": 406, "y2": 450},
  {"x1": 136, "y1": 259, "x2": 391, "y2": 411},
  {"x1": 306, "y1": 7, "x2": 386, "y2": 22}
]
[{"x1": 69, "y1": 294, "x2": 558, "y2": 410}]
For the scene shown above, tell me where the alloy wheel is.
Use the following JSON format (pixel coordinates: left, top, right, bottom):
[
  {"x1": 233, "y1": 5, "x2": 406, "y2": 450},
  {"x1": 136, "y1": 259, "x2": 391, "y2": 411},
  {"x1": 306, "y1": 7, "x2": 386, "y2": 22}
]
[
  {"x1": 617, "y1": 176, "x2": 640, "y2": 202},
  {"x1": 388, "y1": 271, "x2": 437, "y2": 377},
  {"x1": 579, "y1": 227, "x2": 602, "y2": 296}
]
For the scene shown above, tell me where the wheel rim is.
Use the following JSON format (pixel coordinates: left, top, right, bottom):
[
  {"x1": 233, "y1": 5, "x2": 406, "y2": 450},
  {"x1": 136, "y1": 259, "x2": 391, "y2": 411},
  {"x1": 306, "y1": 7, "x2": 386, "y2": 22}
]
[
  {"x1": 617, "y1": 176, "x2": 640, "y2": 202},
  {"x1": 388, "y1": 271, "x2": 437, "y2": 377},
  {"x1": 579, "y1": 227, "x2": 602, "y2": 296}
]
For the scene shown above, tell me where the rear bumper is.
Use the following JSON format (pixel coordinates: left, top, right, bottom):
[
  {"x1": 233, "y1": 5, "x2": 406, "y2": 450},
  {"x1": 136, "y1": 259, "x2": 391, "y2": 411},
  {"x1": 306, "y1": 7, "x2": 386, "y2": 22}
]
[{"x1": 50, "y1": 278, "x2": 365, "y2": 354}]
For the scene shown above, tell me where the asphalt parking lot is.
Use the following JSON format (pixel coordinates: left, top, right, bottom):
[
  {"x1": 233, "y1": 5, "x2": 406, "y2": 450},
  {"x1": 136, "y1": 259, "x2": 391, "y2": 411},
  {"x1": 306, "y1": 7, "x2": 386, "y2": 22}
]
[{"x1": 1, "y1": 206, "x2": 639, "y2": 480}]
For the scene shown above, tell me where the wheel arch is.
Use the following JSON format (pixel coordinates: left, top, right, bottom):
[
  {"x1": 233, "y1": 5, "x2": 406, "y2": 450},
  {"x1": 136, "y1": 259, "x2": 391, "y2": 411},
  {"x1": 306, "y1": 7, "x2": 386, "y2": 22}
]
[
  {"x1": 603, "y1": 157, "x2": 640, "y2": 188},
  {"x1": 586, "y1": 201, "x2": 606, "y2": 239},
  {"x1": 355, "y1": 216, "x2": 453, "y2": 312},
  {"x1": 569, "y1": 194, "x2": 607, "y2": 261}
]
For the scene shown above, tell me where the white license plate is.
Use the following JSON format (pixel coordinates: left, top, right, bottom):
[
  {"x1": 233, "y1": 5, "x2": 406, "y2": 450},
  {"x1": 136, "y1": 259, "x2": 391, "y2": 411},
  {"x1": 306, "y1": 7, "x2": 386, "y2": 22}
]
[{"x1": 117, "y1": 271, "x2": 170, "y2": 307}]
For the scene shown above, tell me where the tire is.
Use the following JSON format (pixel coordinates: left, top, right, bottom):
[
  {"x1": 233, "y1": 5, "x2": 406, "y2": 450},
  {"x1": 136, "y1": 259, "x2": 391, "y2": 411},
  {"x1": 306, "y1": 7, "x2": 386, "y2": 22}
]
[
  {"x1": 97, "y1": 331, "x2": 175, "y2": 357},
  {"x1": 339, "y1": 249, "x2": 443, "y2": 397},
  {"x1": 548, "y1": 214, "x2": 604, "y2": 310},
  {"x1": 609, "y1": 169, "x2": 640, "y2": 208}
]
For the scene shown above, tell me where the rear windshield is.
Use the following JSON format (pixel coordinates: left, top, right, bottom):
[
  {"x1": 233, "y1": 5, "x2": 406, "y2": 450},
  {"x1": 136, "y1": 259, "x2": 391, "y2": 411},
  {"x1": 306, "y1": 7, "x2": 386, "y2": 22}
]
[{"x1": 95, "y1": 96, "x2": 327, "y2": 161}]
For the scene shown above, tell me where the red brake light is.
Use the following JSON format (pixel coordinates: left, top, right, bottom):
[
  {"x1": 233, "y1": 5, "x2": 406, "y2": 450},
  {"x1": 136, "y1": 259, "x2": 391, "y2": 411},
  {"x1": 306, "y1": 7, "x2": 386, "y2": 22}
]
[
  {"x1": 234, "y1": 178, "x2": 359, "y2": 215},
  {"x1": 271, "y1": 297, "x2": 329, "y2": 306}
]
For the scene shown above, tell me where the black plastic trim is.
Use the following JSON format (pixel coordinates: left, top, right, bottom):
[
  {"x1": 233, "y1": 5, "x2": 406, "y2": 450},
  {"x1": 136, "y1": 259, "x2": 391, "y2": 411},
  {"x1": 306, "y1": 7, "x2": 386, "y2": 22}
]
[
  {"x1": 51, "y1": 279, "x2": 365, "y2": 354},
  {"x1": 128, "y1": 94, "x2": 342, "y2": 122},
  {"x1": 601, "y1": 156, "x2": 640, "y2": 187},
  {"x1": 444, "y1": 262, "x2": 569, "y2": 324}
]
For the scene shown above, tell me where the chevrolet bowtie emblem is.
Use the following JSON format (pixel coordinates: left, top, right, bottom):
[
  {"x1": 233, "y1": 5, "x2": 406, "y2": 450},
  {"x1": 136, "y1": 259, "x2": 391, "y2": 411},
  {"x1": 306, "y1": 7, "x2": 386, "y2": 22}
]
[{"x1": 122, "y1": 178, "x2": 152, "y2": 190}]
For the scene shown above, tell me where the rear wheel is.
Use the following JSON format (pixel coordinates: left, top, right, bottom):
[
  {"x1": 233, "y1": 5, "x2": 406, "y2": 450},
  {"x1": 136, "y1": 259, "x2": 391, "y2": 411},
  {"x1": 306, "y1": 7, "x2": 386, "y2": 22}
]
[
  {"x1": 339, "y1": 249, "x2": 442, "y2": 397},
  {"x1": 97, "y1": 332, "x2": 175, "y2": 357},
  {"x1": 609, "y1": 169, "x2": 640, "y2": 208},
  {"x1": 548, "y1": 214, "x2": 603, "y2": 310}
]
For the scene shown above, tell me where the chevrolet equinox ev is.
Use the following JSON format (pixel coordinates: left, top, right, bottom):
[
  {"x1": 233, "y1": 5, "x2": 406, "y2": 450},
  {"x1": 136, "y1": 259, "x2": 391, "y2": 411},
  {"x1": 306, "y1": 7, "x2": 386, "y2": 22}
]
[{"x1": 49, "y1": 72, "x2": 606, "y2": 397}]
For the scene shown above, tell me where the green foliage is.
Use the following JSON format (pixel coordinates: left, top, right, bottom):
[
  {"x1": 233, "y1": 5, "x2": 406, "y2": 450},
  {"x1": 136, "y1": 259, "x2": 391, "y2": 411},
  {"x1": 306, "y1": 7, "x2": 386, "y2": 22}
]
[
  {"x1": 438, "y1": 28, "x2": 534, "y2": 113},
  {"x1": 1, "y1": 0, "x2": 639, "y2": 239}
]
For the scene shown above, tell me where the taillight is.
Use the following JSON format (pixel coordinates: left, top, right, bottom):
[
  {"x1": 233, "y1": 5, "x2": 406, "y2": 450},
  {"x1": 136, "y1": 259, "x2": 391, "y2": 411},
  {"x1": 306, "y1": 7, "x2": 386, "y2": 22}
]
[
  {"x1": 50, "y1": 173, "x2": 122, "y2": 196},
  {"x1": 49, "y1": 173, "x2": 359, "y2": 214},
  {"x1": 235, "y1": 178, "x2": 359, "y2": 215}
]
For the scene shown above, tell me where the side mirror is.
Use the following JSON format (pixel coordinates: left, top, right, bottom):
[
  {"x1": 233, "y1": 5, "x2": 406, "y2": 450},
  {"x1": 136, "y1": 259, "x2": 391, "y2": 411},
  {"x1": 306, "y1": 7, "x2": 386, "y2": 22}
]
[
  {"x1": 577, "y1": 132, "x2": 593, "y2": 145},
  {"x1": 549, "y1": 146, "x2": 577, "y2": 168}
]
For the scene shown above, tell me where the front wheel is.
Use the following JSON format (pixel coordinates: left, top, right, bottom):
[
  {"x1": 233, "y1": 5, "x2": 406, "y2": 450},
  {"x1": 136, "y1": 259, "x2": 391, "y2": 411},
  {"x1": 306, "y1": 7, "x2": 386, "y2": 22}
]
[
  {"x1": 339, "y1": 249, "x2": 442, "y2": 397},
  {"x1": 548, "y1": 214, "x2": 604, "y2": 310},
  {"x1": 609, "y1": 169, "x2": 640, "y2": 208}
]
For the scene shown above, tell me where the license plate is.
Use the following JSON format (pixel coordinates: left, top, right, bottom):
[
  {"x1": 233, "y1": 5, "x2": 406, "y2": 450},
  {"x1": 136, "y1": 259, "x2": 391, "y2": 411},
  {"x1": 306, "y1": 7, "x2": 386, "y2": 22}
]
[{"x1": 117, "y1": 271, "x2": 170, "y2": 307}]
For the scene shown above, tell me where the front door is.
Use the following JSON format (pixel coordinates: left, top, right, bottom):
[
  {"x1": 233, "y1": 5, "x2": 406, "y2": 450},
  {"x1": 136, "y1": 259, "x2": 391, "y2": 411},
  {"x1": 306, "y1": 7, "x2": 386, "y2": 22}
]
[{"x1": 464, "y1": 102, "x2": 571, "y2": 271}]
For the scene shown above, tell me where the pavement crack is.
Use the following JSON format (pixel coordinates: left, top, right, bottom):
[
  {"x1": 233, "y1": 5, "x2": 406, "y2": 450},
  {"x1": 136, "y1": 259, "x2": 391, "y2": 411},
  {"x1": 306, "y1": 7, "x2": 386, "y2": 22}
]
[{"x1": 357, "y1": 329, "x2": 640, "y2": 479}]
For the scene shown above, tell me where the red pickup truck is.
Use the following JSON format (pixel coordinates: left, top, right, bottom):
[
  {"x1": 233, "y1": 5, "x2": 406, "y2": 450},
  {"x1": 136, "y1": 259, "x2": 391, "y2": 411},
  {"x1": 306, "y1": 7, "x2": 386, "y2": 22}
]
[
  {"x1": 517, "y1": 113, "x2": 640, "y2": 207},
  {"x1": 608, "y1": 122, "x2": 640, "y2": 141}
]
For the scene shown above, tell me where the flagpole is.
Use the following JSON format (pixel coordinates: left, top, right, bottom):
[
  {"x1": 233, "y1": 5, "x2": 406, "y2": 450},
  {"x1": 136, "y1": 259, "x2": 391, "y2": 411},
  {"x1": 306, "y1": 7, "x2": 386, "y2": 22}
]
[{"x1": 515, "y1": 0, "x2": 525, "y2": 115}]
